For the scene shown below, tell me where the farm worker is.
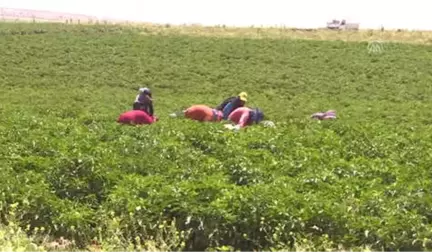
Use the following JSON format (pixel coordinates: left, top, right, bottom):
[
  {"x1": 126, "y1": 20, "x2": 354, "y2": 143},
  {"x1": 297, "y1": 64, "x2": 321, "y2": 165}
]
[
  {"x1": 226, "y1": 107, "x2": 264, "y2": 130},
  {"x1": 117, "y1": 110, "x2": 158, "y2": 125},
  {"x1": 183, "y1": 105, "x2": 223, "y2": 122},
  {"x1": 133, "y1": 87, "x2": 154, "y2": 116},
  {"x1": 215, "y1": 92, "x2": 248, "y2": 120},
  {"x1": 311, "y1": 110, "x2": 336, "y2": 120}
]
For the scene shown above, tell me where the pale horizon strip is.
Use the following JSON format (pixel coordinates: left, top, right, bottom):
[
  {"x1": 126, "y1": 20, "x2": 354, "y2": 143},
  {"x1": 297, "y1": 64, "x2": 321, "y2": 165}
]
[{"x1": 1, "y1": 0, "x2": 431, "y2": 30}]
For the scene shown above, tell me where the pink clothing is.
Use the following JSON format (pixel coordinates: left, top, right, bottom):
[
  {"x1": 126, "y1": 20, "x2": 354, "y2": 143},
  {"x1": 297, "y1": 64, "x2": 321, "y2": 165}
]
[
  {"x1": 311, "y1": 110, "x2": 337, "y2": 120},
  {"x1": 228, "y1": 107, "x2": 253, "y2": 128},
  {"x1": 117, "y1": 110, "x2": 157, "y2": 125}
]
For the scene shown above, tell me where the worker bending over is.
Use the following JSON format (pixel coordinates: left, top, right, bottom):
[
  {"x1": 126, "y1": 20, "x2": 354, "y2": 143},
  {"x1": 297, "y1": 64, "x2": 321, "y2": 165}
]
[
  {"x1": 183, "y1": 105, "x2": 223, "y2": 122},
  {"x1": 226, "y1": 107, "x2": 265, "y2": 130},
  {"x1": 117, "y1": 110, "x2": 158, "y2": 125},
  {"x1": 311, "y1": 110, "x2": 336, "y2": 120},
  {"x1": 215, "y1": 92, "x2": 248, "y2": 120}
]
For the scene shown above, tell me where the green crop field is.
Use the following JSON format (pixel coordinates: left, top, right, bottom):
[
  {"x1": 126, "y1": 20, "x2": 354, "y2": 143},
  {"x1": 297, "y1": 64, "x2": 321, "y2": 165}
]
[{"x1": 1, "y1": 22, "x2": 432, "y2": 251}]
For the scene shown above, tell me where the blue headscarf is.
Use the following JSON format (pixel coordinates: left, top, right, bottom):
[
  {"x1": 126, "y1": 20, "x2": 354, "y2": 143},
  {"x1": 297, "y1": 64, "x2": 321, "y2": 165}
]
[{"x1": 250, "y1": 108, "x2": 264, "y2": 124}]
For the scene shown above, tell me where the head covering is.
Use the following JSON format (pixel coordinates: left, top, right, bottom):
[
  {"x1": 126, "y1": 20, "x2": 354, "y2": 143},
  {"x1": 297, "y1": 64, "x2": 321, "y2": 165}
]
[
  {"x1": 251, "y1": 108, "x2": 264, "y2": 123},
  {"x1": 139, "y1": 87, "x2": 151, "y2": 95},
  {"x1": 238, "y1": 92, "x2": 248, "y2": 102}
]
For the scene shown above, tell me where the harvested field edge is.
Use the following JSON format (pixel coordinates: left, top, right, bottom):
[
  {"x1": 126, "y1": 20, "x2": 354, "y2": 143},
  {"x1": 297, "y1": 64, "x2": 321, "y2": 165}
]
[{"x1": 2, "y1": 17, "x2": 432, "y2": 45}]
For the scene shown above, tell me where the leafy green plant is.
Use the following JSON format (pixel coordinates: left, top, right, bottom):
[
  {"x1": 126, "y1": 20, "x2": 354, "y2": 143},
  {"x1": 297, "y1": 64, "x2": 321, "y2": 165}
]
[{"x1": 1, "y1": 21, "x2": 432, "y2": 251}]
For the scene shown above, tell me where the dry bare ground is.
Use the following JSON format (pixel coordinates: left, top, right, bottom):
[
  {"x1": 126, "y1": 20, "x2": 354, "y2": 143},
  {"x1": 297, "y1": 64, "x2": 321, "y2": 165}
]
[{"x1": 2, "y1": 8, "x2": 432, "y2": 44}]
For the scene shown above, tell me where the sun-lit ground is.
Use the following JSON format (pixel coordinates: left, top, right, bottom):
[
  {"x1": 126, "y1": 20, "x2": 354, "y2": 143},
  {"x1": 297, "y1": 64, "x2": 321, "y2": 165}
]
[
  {"x1": 129, "y1": 23, "x2": 432, "y2": 44},
  {"x1": 3, "y1": 12, "x2": 432, "y2": 45}
]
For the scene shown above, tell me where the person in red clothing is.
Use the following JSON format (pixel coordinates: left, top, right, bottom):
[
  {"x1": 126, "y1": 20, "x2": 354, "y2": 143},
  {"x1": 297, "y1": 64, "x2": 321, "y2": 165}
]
[
  {"x1": 183, "y1": 105, "x2": 223, "y2": 122},
  {"x1": 227, "y1": 107, "x2": 265, "y2": 130},
  {"x1": 117, "y1": 110, "x2": 158, "y2": 125}
]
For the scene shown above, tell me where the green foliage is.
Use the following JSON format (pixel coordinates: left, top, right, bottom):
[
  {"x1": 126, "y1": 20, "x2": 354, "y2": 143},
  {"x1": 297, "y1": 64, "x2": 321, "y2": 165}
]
[{"x1": 1, "y1": 22, "x2": 432, "y2": 251}]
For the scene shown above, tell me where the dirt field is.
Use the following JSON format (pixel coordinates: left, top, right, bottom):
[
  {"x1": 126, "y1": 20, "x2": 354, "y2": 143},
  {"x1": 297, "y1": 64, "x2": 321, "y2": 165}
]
[{"x1": 2, "y1": 7, "x2": 432, "y2": 45}]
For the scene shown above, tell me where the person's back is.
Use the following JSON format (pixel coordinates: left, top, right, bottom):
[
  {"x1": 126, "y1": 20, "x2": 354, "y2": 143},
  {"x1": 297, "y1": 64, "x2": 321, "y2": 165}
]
[
  {"x1": 215, "y1": 96, "x2": 236, "y2": 111},
  {"x1": 311, "y1": 110, "x2": 336, "y2": 120},
  {"x1": 216, "y1": 92, "x2": 248, "y2": 119},
  {"x1": 118, "y1": 110, "x2": 156, "y2": 125},
  {"x1": 184, "y1": 105, "x2": 223, "y2": 122},
  {"x1": 228, "y1": 107, "x2": 251, "y2": 126},
  {"x1": 228, "y1": 107, "x2": 264, "y2": 128}
]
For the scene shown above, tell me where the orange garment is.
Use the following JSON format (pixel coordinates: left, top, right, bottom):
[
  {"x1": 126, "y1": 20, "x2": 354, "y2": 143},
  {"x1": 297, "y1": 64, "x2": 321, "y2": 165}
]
[
  {"x1": 184, "y1": 105, "x2": 223, "y2": 122},
  {"x1": 228, "y1": 107, "x2": 253, "y2": 128}
]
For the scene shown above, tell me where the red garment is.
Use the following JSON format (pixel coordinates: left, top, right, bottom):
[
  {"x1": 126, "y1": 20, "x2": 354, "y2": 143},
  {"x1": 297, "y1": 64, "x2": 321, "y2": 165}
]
[
  {"x1": 228, "y1": 107, "x2": 253, "y2": 128},
  {"x1": 117, "y1": 110, "x2": 157, "y2": 125}
]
